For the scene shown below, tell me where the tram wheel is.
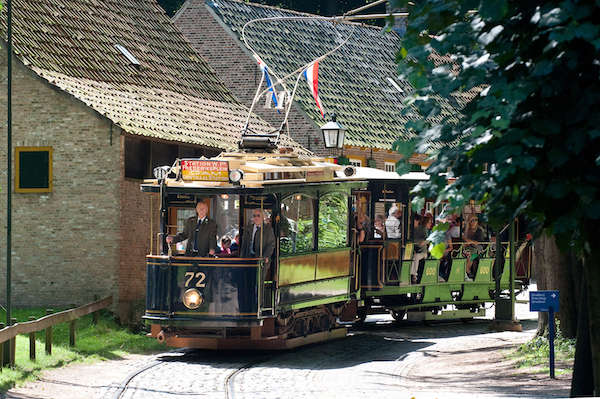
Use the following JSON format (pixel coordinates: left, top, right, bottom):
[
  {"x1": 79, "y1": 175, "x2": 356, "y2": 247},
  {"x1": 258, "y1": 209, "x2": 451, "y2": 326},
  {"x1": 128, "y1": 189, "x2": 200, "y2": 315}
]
[
  {"x1": 293, "y1": 319, "x2": 306, "y2": 337},
  {"x1": 319, "y1": 314, "x2": 331, "y2": 332},
  {"x1": 391, "y1": 309, "x2": 406, "y2": 321}
]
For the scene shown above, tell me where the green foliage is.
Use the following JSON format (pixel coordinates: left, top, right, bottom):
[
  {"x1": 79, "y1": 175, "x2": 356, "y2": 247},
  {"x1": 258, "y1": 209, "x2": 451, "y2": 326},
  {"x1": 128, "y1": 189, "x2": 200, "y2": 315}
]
[
  {"x1": 319, "y1": 193, "x2": 349, "y2": 249},
  {"x1": 0, "y1": 308, "x2": 163, "y2": 393},
  {"x1": 156, "y1": 0, "x2": 382, "y2": 18},
  {"x1": 509, "y1": 323, "x2": 575, "y2": 373},
  {"x1": 394, "y1": 0, "x2": 600, "y2": 253},
  {"x1": 296, "y1": 218, "x2": 314, "y2": 252},
  {"x1": 156, "y1": 0, "x2": 185, "y2": 16}
]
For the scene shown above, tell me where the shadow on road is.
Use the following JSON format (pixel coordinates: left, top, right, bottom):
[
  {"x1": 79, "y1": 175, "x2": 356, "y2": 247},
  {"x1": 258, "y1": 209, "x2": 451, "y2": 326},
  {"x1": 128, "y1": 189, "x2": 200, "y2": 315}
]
[{"x1": 155, "y1": 333, "x2": 433, "y2": 371}]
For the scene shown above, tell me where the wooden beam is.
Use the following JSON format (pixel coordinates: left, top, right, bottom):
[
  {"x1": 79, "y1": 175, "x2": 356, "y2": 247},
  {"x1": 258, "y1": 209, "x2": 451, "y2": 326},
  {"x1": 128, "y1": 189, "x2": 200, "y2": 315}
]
[{"x1": 0, "y1": 296, "x2": 112, "y2": 344}]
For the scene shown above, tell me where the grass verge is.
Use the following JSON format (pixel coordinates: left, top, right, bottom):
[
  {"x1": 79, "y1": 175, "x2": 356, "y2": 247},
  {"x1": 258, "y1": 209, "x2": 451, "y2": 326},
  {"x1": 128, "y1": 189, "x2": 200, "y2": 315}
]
[
  {"x1": 507, "y1": 325, "x2": 575, "y2": 376},
  {"x1": 0, "y1": 308, "x2": 164, "y2": 393}
]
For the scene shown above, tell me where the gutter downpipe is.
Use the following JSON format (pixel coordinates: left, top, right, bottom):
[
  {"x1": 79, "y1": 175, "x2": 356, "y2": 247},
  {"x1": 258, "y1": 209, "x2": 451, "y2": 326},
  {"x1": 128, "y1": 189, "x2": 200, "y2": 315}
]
[{"x1": 4, "y1": 0, "x2": 13, "y2": 367}]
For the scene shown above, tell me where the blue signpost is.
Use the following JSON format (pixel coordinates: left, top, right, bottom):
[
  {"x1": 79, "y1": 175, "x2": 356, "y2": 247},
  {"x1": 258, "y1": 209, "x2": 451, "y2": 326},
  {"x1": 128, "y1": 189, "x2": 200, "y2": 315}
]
[{"x1": 530, "y1": 290, "x2": 560, "y2": 378}]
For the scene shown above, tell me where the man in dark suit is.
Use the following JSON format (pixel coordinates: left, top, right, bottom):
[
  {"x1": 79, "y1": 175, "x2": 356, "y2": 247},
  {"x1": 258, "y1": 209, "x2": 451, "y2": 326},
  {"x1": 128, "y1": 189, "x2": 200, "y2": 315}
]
[
  {"x1": 166, "y1": 199, "x2": 217, "y2": 256},
  {"x1": 241, "y1": 209, "x2": 275, "y2": 268}
]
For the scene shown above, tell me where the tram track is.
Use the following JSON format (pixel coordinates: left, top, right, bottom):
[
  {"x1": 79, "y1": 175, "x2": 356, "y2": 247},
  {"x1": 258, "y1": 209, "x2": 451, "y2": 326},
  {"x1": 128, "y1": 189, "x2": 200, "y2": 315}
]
[
  {"x1": 110, "y1": 358, "x2": 163, "y2": 399},
  {"x1": 106, "y1": 348, "x2": 278, "y2": 399},
  {"x1": 223, "y1": 352, "x2": 287, "y2": 399}
]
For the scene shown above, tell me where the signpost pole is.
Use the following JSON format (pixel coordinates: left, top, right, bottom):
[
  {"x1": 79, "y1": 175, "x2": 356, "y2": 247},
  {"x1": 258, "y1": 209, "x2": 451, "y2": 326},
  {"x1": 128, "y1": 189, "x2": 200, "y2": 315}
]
[
  {"x1": 549, "y1": 306, "x2": 555, "y2": 379},
  {"x1": 529, "y1": 290, "x2": 559, "y2": 379}
]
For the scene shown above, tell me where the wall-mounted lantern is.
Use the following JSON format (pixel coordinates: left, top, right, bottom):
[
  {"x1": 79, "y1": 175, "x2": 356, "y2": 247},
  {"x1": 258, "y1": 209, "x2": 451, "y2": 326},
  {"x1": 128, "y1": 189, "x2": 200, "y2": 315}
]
[{"x1": 320, "y1": 114, "x2": 346, "y2": 149}]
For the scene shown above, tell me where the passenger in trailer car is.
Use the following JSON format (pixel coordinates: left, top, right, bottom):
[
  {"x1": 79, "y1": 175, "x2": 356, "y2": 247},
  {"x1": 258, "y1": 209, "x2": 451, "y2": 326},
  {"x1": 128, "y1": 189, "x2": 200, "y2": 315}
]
[
  {"x1": 411, "y1": 214, "x2": 429, "y2": 284},
  {"x1": 166, "y1": 199, "x2": 217, "y2": 256},
  {"x1": 241, "y1": 209, "x2": 275, "y2": 276},
  {"x1": 385, "y1": 205, "x2": 402, "y2": 239}
]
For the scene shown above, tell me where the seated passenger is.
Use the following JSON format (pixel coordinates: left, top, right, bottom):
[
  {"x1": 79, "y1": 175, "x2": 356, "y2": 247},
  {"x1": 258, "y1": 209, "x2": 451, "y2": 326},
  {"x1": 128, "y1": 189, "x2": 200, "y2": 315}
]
[
  {"x1": 439, "y1": 215, "x2": 456, "y2": 281},
  {"x1": 230, "y1": 232, "x2": 240, "y2": 256},
  {"x1": 385, "y1": 206, "x2": 402, "y2": 239},
  {"x1": 411, "y1": 215, "x2": 428, "y2": 284},
  {"x1": 166, "y1": 199, "x2": 217, "y2": 256},
  {"x1": 374, "y1": 214, "x2": 385, "y2": 239},
  {"x1": 357, "y1": 212, "x2": 370, "y2": 243},
  {"x1": 463, "y1": 216, "x2": 486, "y2": 280},
  {"x1": 241, "y1": 209, "x2": 276, "y2": 276},
  {"x1": 217, "y1": 236, "x2": 232, "y2": 256}
]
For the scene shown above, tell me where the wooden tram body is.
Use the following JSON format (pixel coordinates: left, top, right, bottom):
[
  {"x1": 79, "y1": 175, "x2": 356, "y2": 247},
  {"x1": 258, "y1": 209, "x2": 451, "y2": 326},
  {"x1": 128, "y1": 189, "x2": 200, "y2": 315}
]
[
  {"x1": 141, "y1": 152, "x2": 365, "y2": 349},
  {"x1": 141, "y1": 151, "x2": 531, "y2": 349}
]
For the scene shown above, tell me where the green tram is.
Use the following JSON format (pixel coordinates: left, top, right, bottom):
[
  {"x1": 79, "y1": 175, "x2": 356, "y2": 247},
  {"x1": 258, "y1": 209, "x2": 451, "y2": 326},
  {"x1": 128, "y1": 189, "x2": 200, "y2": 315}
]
[
  {"x1": 141, "y1": 151, "x2": 367, "y2": 349},
  {"x1": 141, "y1": 151, "x2": 530, "y2": 349}
]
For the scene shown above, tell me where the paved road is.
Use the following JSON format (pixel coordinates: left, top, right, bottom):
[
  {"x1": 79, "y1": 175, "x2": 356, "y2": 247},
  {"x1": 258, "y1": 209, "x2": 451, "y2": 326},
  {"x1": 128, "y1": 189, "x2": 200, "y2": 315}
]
[
  {"x1": 7, "y1": 286, "x2": 571, "y2": 399},
  {"x1": 95, "y1": 318, "x2": 568, "y2": 399}
]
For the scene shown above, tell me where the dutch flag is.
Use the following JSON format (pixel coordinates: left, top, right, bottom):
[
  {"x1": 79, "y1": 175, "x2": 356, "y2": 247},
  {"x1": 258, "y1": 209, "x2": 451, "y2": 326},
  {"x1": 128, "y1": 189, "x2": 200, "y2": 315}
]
[
  {"x1": 254, "y1": 54, "x2": 279, "y2": 109},
  {"x1": 303, "y1": 61, "x2": 324, "y2": 118}
]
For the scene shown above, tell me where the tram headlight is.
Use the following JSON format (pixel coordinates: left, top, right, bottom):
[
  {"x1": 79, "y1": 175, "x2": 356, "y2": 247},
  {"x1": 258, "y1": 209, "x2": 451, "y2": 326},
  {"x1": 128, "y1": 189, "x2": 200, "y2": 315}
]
[
  {"x1": 343, "y1": 166, "x2": 356, "y2": 177},
  {"x1": 229, "y1": 169, "x2": 244, "y2": 183},
  {"x1": 182, "y1": 288, "x2": 203, "y2": 309}
]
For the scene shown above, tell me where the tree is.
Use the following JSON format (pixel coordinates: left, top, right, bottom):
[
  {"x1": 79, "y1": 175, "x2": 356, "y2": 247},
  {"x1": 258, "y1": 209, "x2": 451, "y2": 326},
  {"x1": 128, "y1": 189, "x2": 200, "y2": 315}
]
[
  {"x1": 157, "y1": 0, "x2": 185, "y2": 16},
  {"x1": 393, "y1": 0, "x2": 600, "y2": 394},
  {"x1": 247, "y1": 0, "x2": 384, "y2": 16}
]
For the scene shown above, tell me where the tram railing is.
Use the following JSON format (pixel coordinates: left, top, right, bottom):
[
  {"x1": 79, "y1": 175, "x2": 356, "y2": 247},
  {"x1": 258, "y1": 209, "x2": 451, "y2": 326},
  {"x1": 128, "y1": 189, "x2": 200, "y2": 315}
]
[
  {"x1": 0, "y1": 296, "x2": 112, "y2": 370},
  {"x1": 363, "y1": 239, "x2": 532, "y2": 286}
]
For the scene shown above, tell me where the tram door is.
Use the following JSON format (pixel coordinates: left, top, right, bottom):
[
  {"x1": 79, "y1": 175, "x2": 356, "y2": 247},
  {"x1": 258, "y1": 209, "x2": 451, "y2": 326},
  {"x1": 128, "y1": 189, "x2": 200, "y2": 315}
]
[{"x1": 352, "y1": 190, "x2": 379, "y2": 288}]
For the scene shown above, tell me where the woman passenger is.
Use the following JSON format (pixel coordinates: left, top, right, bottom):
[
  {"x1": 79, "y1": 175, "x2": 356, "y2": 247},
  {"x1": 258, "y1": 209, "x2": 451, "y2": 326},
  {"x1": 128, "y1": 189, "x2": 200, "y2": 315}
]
[
  {"x1": 357, "y1": 212, "x2": 370, "y2": 243},
  {"x1": 463, "y1": 216, "x2": 486, "y2": 280}
]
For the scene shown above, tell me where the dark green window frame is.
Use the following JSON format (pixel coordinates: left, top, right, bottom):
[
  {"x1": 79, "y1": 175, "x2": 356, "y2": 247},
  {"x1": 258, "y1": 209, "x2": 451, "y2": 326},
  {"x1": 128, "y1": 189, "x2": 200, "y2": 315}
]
[{"x1": 15, "y1": 146, "x2": 53, "y2": 193}]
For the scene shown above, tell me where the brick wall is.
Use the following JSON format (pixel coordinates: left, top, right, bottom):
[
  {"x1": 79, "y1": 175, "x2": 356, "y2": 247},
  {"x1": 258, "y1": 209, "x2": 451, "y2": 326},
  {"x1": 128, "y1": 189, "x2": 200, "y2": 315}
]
[
  {"x1": 118, "y1": 136, "x2": 158, "y2": 322},
  {"x1": 0, "y1": 53, "x2": 121, "y2": 308},
  {"x1": 342, "y1": 146, "x2": 406, "y2": 170}
]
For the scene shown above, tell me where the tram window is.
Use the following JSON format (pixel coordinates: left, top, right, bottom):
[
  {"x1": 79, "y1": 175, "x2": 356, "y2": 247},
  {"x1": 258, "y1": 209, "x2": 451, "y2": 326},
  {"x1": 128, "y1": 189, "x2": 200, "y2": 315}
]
[
  {"x1": 168, "y1": 207, "x2": 196, "y2": 252},
  {"x1": 352, "y1": 192, "x2": 371, "y2": 240},
  {"x1": 213, "y1": 194, "x2": 240, "y2": 246},
  {"x1": 318, "y1": 193, "x2": 349, "y2": 250},
  {"x1": 280, "y1": 194, "x2": 314, "y2": 255}
]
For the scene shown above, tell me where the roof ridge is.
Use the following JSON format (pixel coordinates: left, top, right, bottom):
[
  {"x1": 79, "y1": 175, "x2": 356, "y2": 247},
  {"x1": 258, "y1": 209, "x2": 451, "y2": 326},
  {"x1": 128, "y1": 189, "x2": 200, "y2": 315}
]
[{"x1": 207, "y1": 0, "x2": 387, "y2": 32}]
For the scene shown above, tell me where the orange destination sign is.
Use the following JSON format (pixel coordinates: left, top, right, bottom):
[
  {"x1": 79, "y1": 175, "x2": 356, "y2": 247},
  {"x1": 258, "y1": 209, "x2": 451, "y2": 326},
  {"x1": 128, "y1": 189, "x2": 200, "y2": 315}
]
[{"x1": 181, "y1": 160, "x2": 229, "y2": 182}]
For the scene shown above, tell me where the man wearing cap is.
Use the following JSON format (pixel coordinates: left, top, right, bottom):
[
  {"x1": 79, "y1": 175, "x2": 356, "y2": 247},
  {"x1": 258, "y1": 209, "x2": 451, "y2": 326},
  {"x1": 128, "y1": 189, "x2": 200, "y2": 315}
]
[{"x1": 385, "y1": 205, "x2": 402, "y2": 239}]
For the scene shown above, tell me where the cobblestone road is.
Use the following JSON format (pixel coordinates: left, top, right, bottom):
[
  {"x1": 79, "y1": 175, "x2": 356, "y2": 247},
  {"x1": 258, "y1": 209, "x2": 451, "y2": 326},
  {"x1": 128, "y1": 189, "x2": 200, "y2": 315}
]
[
  {"x1": 94, "y1": 319, "x2": 568, "y2": 399},
  {"x1": 5, "y1": 288, "x2": 572, "y2": 399}
]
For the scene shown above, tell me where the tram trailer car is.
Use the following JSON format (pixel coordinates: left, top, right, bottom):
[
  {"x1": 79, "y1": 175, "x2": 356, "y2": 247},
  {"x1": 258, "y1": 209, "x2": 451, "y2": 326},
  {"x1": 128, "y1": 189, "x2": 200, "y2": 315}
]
[
  {"x1": 353, "y1": 171, "x2": 531, "y2": 322},
  {"x1": 141, "y1": 152, "x2": 367, "y2": 349}
]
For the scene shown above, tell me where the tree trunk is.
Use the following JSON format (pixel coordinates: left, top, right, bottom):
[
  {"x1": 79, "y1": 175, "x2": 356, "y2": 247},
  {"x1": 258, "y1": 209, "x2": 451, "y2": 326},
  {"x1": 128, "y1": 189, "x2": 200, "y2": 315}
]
[
  {"x1": 571, "y1": 278, "x2": 594, "y2": 397},
  {"x1": 532, "y1": 234, "x2": 578, "y2": 337},
  {"x1": 582, "y1": 221, "x2": 600, "y2": 395},
  {"x1": 557, "y1": 248, "x2": 580, "y2": 338},
  {"x1": 533, "y1": 234, "x2": 561, "y2": 335}
]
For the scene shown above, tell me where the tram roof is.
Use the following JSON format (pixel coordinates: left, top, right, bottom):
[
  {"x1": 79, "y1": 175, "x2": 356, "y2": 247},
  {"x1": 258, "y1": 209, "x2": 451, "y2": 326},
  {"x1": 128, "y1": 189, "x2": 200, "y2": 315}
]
[
  {"x1": 338, "y1": 167, "x2": 429, "y2": 181},
  {"x1": 141, "y1": 151, "x2": 367, "y2": 194},
  {"x1": 141, "y1": 153, "x2": 431, "y2": 197}
]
